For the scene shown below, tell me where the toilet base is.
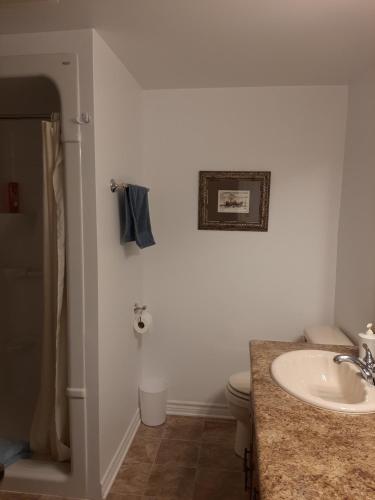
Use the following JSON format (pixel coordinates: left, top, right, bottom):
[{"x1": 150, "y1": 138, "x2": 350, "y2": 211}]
[{"x1": 234, "y1": 419, "x2": 250, "y2": 458}]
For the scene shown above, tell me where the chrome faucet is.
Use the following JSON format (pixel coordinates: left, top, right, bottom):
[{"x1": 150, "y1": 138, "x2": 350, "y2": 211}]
[{"x1": 333, "y1": 343, "x2": 375, "y2": 385}]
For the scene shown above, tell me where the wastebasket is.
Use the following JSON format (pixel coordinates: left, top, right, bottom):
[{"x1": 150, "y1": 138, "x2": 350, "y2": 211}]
[{"x1": 139, "y1": 378, "x2": 167, "y2": 426}]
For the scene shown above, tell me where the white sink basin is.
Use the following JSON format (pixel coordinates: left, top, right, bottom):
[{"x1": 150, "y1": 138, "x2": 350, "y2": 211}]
[{"x1": 271, "y1": 349, "x2": 375, "y2": 413}]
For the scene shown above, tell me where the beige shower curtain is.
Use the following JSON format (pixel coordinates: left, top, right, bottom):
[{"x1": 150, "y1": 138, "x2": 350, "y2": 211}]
[{"x1": 30, "y1": 117, "x2": 70, "y2": 462}]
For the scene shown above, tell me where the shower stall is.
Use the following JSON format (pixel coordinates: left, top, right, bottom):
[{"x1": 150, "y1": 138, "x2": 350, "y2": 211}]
[
  {"x1": 0, "y1": 74, "x2": 71, "y2": 470},
  {"x1": 0, "y1": 106, "x2": 46, "y2": 444},
  {"x1": 0, "y1": 55, "x2": 88, "y2": 499}
]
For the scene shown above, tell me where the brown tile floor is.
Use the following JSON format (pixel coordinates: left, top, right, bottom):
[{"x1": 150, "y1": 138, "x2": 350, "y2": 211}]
[
  {"x1": 0, "y1": 416, "x2": 248, "y2": 500},
  {"x1": 108, "y1": 415, "x2": 248, "y2": 500}
]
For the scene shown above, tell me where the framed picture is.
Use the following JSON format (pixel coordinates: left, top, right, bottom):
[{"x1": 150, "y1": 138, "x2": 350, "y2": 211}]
[{"x1": 198, "y1": 171, "x2": 271, "y2": 231}]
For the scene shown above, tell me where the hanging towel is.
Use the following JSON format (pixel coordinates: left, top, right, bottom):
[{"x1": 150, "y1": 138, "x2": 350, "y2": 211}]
[
  {"x1": 0, "y1": 439, "x2": 31, "y2": 479},
  {"x1": 118, "y1": 187, "x2": 136, "y2": 244},
  {"x1": 119, "y1": 185, "x2": 155, "y2": 249}
]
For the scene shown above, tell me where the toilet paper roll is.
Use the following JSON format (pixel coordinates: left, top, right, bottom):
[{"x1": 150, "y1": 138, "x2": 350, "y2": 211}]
[
  {"x1": 358, "y1": 333, "x2": 375, "y2": 359},
  {"x1": 134, "y1": 311, "x2": 152, "y2": 334}
]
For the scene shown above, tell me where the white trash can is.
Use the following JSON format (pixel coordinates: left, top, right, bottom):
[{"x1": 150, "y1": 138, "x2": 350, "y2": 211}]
[{"x1": 139, "y1": 378, "x2": 167, "y2": 426}]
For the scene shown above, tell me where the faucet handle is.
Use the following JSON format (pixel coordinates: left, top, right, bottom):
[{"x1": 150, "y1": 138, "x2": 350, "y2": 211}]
[{"x1": 362, "y1": 343, "x2": 375, "y2": 370}]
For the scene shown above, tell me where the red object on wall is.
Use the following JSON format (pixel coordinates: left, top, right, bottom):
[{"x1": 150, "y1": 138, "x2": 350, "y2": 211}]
[{"x1": 8, "y1": 182, "x2": 19, "y2": 213}]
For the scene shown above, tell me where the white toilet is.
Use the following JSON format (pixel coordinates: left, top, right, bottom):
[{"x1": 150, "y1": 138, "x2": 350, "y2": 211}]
[
  {"x1": 303, "y1": 325, "x2": 353, "y2": 346},
  {"x1": 225, "y1": 325, "x2": 353, "y2": 458},
  {"x1": 225, "y1": 371, "x2": 251, "y2": 458}
]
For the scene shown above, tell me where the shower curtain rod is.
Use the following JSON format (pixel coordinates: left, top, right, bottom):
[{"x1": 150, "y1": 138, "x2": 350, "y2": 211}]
[{"x1": 0, "y1": 113, "x2": 57, "y2": 121}]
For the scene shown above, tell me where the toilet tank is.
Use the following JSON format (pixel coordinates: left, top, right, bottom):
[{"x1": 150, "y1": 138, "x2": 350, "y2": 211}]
[{"x1": 304, "y1": 325, "x2": 354, "y2": 346}]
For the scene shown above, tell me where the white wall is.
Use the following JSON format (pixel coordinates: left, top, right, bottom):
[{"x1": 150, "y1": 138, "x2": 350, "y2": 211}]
[
  {"x1": 335, "y1": 70, "x2": 375, "y2": 340},
  {"x1": 92, "y1": 32, "x2": 143, "y2": 479},
  {"x1": 142, "y1": 86, "x2": 347, "y2": 404}
]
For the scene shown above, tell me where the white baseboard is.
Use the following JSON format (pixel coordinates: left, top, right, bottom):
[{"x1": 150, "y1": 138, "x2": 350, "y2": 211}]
[
  {"x1": 167, "y1": 400, "x2": 233, "y2": 419},
  {"x1": 100, "y1": 408, "x2": 141, "y2": 499}
]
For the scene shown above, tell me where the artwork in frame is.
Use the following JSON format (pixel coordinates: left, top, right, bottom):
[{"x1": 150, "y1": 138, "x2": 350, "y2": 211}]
[{"x1": 198, "y1": 171, "x2": 271, "y2": 231}]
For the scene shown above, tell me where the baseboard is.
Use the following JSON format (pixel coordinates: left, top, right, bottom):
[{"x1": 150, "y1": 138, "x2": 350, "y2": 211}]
[
  {"x1": 100, "y1": 408, "x2": 141, "y2": 499},
  {"x1": 167, "y1": 400, "x2": 233, "y2": 419}
]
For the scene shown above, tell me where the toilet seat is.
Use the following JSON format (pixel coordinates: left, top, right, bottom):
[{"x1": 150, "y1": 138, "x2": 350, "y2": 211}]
[
  {"x1": 226, "y1": 371, "x2": 251, "y2": 404},
  {"x1": 228, "y1": 371, "x2": 251, "y2": 395}
]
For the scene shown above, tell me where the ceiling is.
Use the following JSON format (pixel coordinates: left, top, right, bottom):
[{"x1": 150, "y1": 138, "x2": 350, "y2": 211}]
[{"x1": 1, "y1": 0, "x2": 375, "y2": 89}]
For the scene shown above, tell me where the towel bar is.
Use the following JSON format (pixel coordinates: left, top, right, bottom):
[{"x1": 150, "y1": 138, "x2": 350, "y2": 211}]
[{"x1": 110, "y1": 179, "x2": 149, "y2": 193}]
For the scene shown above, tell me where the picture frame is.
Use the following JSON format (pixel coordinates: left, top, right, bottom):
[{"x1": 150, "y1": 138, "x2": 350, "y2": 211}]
[{"x1": 198, "y1": 171, "x2": 271, "y2": 231}]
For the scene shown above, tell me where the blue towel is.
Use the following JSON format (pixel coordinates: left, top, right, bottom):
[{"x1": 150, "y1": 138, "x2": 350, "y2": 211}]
[
  {"x1": 119, "y1": 185, "x2": 155, "y2": 249},
  {"x1": 118, "y1": 187, "x2": 136, "y2": 244},
  {"x1": 0, "y1": 438, "x2": 31, "y2": 469}
]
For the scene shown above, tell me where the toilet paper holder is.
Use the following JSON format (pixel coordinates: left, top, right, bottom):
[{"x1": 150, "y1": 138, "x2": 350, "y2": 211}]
[
  {"x1": 134, "y1": 303, "x2": 147, "y2": 314},
  {"x1": 134, "y1": 303, "x2": 149, "y2": 331}
]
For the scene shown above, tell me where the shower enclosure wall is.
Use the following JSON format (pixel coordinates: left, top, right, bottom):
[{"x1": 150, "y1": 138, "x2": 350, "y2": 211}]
[{"x1": 0, "y1": 55, "x2": 89, "y2": 499}]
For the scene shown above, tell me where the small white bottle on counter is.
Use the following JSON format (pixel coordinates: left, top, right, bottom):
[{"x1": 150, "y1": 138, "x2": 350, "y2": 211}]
[{"x1": 359, "y1": 323, "x2": 375, "y2": 358}]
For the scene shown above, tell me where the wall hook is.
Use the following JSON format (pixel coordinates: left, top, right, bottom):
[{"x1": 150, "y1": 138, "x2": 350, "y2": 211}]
[{"x1": 73, "y1": 112, "x2": 91, "y2": 125}]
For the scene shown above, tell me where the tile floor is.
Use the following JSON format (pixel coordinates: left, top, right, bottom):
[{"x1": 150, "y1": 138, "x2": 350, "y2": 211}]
[
  {"x1": 108, "y1": 416, "x2": 248, "y2": 500},
  {"x1": 0, "y1": 416, "x2": 249, "y2": 500}
]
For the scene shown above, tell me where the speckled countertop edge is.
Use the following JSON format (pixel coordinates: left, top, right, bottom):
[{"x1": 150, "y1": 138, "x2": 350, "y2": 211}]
[{"x1": 250, "y1": 340, "x2": 375, "y2": 500}]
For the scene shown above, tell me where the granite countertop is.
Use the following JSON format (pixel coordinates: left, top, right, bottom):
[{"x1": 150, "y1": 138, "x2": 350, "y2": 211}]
[{"x1": 250, "y1": 340, "x2": 375, "y2": 500}]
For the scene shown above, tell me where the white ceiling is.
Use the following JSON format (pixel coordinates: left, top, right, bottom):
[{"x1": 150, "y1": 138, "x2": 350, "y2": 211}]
[{"x1": 1, "y1": 0, "x2": 375, "y2": 89}]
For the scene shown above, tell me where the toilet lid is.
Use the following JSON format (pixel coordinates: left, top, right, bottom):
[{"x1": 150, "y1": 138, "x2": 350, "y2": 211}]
[{"x1": 228, "y1": 371, "x2": 251, "y2": 396}]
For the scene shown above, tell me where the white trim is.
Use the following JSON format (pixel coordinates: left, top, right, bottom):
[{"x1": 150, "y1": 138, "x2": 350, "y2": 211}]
[
  {"x1": 100, "y1": 408, "x2": 141, "y2": 499},
  {"x1": 66, "y1": 387, "x2": 86, "y2": 399},
  {"x1": 167, "y1": 400, "x2": 233, "y2": 419}
]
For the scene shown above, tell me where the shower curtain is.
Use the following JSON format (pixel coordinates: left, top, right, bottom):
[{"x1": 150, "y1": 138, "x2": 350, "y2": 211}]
[{"x1": 30, "y1": 117, "x2": 70, "y2": 462}]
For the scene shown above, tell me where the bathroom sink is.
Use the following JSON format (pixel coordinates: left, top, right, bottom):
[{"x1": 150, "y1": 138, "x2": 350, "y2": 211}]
[{"x1": 271, "y1": 349, "x2": 375, "y2": 413}]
